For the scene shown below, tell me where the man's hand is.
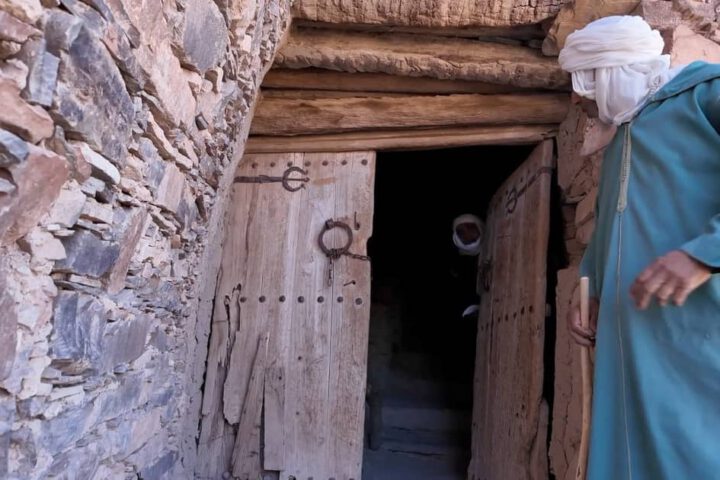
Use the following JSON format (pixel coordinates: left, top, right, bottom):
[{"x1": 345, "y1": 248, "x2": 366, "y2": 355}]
[
  {"x1": 568, "y1": 297, "x2": 599, "y2": 346},
  {"x1": 630, "y1": 250, "x2": 712, "y2": 309}
]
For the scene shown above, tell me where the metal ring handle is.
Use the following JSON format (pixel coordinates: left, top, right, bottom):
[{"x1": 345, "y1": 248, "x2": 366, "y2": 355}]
[{"x1": 318, "y1": 220, "x2": 354, "y2": 259}]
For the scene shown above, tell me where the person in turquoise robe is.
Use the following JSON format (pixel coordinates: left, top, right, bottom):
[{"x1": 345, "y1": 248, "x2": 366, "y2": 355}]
[{"x1": 559, "y1": 16, "x2": 720, "y2": 479}]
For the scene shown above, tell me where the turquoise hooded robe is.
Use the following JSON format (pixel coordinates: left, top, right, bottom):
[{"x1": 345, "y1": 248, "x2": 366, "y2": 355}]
[{"x1": 582, "y1": 61, "x2": 720, "y2": 479}]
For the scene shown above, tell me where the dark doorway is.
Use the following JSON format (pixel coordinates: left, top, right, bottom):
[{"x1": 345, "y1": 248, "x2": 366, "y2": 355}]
[{"x1": 362, "y1": 145, "x2": 533, "y2": 480}]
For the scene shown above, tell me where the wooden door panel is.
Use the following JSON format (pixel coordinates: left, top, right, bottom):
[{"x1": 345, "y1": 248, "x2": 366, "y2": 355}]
[
  {"x1": 469, "y1": 140, "x2": 553, "y2": 480},
  {"x1": 197, "y1": 152, "x2": 375, "y2": 480}
]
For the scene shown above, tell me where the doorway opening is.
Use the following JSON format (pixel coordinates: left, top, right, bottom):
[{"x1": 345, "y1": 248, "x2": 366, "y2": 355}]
[{"x1": 362, "y1": 145, "x2": 539, "y2": 479}]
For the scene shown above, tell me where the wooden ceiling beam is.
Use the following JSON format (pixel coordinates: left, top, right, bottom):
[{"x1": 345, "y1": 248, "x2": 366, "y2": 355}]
[
  {"x1": 274, "y1": 28, "x2": 569, "y2": 90},
  {"x1": 250, "y1": 92, "x2": 570, "y2": 136},
  {"x1": 262, "y1": 69, "x2": 551, "y2": 95},
  {"x1": 292, "y1": 20, "x2": 547, "y2": 41},
  {"x1": 290, "y1": 0, "x2": 568, "y2": 29}
]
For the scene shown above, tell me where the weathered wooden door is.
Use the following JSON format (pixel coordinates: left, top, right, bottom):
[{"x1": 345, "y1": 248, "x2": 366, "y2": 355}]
[
  {"x1": 197, "y1": 152, "x2": 375, "y2": 480},
  {"x1": 468, "y1": 140, "x2": 554, "y2": 480}
]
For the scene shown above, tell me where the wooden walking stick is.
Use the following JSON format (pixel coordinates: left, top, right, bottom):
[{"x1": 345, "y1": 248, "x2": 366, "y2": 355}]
[{"x1": 576, "y1": 276, "x2": 592, "y2": 480}]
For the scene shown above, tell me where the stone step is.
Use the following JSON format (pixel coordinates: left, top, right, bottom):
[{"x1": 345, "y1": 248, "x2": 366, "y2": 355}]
[
  {"x1": 380, "y1": 439, "x2": 468, "y2": 459},
  {"x1": 384, "y1": 378, "x2": 471, "y2": 409},
  {"x1": 382, "y1": 406, "x2": 471, "y2": 433},
  {"x1": 362, "y1": 447, "x2": 467, "y2": 480},
  {"x1": 382, "y1": 426, "x2": 469, "y2": 449}
]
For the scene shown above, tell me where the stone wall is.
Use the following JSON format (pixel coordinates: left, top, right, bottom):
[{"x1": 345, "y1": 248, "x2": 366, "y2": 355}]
[
  {"x1": 0, "y1": 0, "x2": 292, "y2": 478},
  {"x1": 549, "y1": 105, "x2": 607, "y2": 480}
]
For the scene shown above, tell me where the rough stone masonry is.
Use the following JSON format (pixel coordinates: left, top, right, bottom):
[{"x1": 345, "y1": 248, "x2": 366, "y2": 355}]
[{"x1": 0, "y1": 0, "x2": 292, "y2": 477}]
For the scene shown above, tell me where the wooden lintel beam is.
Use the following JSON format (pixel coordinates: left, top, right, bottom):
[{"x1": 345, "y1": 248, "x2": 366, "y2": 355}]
[
  {"x1": 246, "y1": 125, "x2": 558, "y2": 153},
  {"x1": 251, "y1": 92, "x2": 570, "y2": 136}
]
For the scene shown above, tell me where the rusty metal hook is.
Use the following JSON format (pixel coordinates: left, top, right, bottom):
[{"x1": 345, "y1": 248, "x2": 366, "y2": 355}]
[
  {"x1": 234, "y1": 166, "x2": 309, "y2": 192},
  {"x1": 281, "y1": 166, "x2": 310, "y2": 192}
]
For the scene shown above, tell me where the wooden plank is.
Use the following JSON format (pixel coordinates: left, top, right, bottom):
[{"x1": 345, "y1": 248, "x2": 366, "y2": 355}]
[
  {"x1": 263, "y1": 366, "x2": 286, "y2": 471},
  {"x1": 291, "y1": 0, "x2": 567, "y2": 28},
  {"x1": 504, "y1": 135, "x2": 530, "y2": 480},
  {"x1": 275, "y1": 28, "x2": 568, "y2": 90},
  {"x1": 327, "y1": 152, "x2": 375, "y2": 479},
  {"x1": 489, "y1": 151, "x2": 516, "y2": 478},
  {"x1": 232, "y1": 334, "x2": 270, "y2": 478},
  {"x1": 279, "y1": 151, "x2": 375, "y2": 480},
  {"x1": 197, "y1": 153, "x2": 301, "y2": 477},
  {"x1": 262, "y1": 89, "x2": 411, "y2": 99},
  {"x1": 196, "y1": 167, "x2": 257, "y2": 477},
  {"x1": 284, "y1": 152, "x2": 337, "y2": 479},
  {"x1": 469, "y1": 140, "x2": 554, "y2": 480},
  {"x1": 222, "y1": 153, "x2": 303, "y2": 428},
  {"x1": 247, "y1": 125, "x2": 557, "y2": 153},
  {"x1": 196, "y1": 295, "x2": 239, "y2": 477},
  {"x1": 223, "y1": 336, "x2": 247, "y2": 425},
  {"x1": 263, "y1": 69, "x2": 537, "y2": 95},
  {"x1": 206, "y1": 152, "x2": 306, "y2": 479},
  {"x1": 266, "y1": 154, "x2": 305, "y2": 475},
  {"x1": 523, "y1": 141, "x2": 554, "y2": 480},
  {"x1": 251, "y1": 93, "x2": 569, "y2": 136},
  {"x1": 222, "y1": 157, "x2": 277, "y2": 425},
  {"x1": 259, "y1": 155, "x2": 304, "y2": 475},
  {"x1": 293, "y1": 20, "x2": 546, "y2": 40}
]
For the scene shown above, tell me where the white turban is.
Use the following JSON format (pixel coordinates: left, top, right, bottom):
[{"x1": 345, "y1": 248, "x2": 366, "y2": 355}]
[
  {"x1": 453, "y1": 214, "x2": 484, "y2": 256},
  {"x1": 559, "y1": 16, "x2": 684, "y2": 125}
]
